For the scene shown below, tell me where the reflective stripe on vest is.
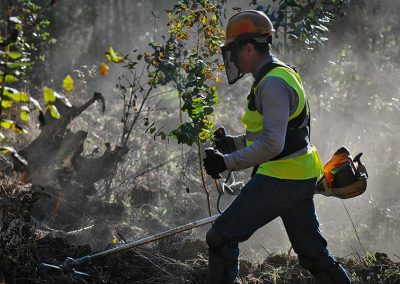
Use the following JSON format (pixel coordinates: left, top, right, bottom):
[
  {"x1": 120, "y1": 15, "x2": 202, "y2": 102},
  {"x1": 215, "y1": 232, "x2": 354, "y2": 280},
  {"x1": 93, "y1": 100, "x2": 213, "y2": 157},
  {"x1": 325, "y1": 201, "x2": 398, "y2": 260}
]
[{"x1": 240, "y1": 66, "x2": 323, "y2": 180}]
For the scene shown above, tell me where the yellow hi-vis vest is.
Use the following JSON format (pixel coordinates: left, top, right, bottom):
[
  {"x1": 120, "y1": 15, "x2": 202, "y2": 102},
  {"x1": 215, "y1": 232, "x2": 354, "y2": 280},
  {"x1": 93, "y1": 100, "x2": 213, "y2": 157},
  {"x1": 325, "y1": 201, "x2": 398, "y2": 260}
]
[{"x1": 240, "y1": 66, "x2": 323, "y2": 180}]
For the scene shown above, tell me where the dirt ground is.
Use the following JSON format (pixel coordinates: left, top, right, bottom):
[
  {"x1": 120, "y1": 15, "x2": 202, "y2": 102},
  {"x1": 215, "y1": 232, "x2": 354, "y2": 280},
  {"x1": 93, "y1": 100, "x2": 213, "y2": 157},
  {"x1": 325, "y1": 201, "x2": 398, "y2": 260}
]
[
  {"x1": 1, "y1": 176, "x2": 400, "y2": 283},
  {"x1": 3, "y1": 234, "x2": 400, "y2": 283}
]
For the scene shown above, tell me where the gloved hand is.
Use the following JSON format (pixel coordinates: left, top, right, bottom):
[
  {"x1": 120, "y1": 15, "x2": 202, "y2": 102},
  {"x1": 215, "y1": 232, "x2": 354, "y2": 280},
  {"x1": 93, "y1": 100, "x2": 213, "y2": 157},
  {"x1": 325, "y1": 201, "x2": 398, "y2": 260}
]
[
  {"x1": 203, "y1": 148, "x2": 227, "y2": 179},
  {"x1": 212, "y1": 135, "x2": 237, "y2": 154}
]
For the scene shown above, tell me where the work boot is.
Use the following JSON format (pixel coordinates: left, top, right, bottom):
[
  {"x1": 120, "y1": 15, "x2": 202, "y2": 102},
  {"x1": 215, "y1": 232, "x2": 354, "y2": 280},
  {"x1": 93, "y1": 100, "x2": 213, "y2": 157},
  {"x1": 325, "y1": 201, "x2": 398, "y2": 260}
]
[
  {"x1": 313, "y1": 261, "x2": 351, "y2": 284},
  {"x1": 207, "y1": 249, "x2": 239, "y2": 284},
  {"x1": 207, "y1": 250, "x2": 225, "y2": 284},
  {"x1": 224, "y1": 255, "x2": 239, "y2": 284},
  {"x1": 299, "y1": 252, "x2": 351, "y2": 284}
]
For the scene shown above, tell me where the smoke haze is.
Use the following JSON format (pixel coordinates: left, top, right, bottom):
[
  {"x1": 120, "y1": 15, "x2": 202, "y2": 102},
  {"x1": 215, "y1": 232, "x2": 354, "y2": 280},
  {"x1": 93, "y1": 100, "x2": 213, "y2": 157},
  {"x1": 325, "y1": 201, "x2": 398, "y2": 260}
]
[{"x1": 17, "y1": 0, "x2": 400, "y2": 259}]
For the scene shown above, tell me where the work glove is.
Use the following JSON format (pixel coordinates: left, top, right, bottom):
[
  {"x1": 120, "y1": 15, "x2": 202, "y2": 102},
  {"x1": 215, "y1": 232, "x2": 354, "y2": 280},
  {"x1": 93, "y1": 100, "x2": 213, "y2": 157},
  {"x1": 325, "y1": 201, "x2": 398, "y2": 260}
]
[
  {"x1": 212, "y1": 135, "x2": 237, "y2": 154},
  {"x1": 203, "y1": 148, "x2": 227, "y2": 179}
]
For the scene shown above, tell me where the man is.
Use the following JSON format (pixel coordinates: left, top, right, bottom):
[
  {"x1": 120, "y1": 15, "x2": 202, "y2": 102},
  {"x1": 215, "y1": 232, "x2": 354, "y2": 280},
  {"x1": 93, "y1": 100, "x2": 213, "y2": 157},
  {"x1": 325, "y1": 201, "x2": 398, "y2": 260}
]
[{"x1": 203, "y1": 10, "x2": 351, "y2": 284}]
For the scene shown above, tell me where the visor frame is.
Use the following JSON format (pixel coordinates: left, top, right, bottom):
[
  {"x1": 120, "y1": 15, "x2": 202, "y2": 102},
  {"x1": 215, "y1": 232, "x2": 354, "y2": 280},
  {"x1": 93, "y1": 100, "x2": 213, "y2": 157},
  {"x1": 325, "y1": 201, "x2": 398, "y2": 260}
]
[
  {"x1": 220, "y1": 33, "x2": 273, "y2": 84},
  {"x1": 221, "y1": 40, "x2": 243, "y2": 84}
]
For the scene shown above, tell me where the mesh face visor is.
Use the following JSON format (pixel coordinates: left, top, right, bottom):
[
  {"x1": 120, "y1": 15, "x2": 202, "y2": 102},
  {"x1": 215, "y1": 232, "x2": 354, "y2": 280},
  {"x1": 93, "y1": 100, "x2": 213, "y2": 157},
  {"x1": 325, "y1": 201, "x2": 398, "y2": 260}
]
[
  {"x1": 221, "y1": 34, "x2": 273, "y2": 85},
  {"x1": 221, "y1": 41, "x2": 243, "y2": 85}
]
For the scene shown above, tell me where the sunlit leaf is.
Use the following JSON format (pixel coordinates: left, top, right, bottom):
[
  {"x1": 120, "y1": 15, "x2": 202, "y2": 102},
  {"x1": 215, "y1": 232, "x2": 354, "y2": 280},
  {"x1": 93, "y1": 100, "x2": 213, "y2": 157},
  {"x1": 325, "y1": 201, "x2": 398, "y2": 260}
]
[
  {"x1": 54, "y1": 92, "x2": 72, "y2": 107},
  {"x1": 61, "y1": 97, "x2": 72, "y2": 108},
  {"x1": 48, "y1": 104, "x2": 60, "y2": 119},
  {"x1": 29, "y1": 97, "x2": 43, "y2": 112},
  {"x1": 7, "y1": 51, "x2": 23, "y2": 60},
  {"x1": 106, "y1": 47, "x2": 124, "y2": 63},
  {"x1": 1, "y1": 119, "x2": 15, "y2": 129},
  {"x1": 199, "y1": 129, "x2": 211, "y2": 141},
  {"x1": 3, "y1": 87, "x2": 29, "y2": 102},
  {"x1": 115, "y1": 56, "x2": 124, "y2": 63},
  {"x1": 108, "y1": 47, "x2": 117, "y2": 59},
  {"x1": 1, "y1": 99, "x2": 13, "y2": 108},
  {"x1": 0, "y1": 146, "x2": 28, "y2": 165},
  {"x1": 20, "y1": 106, "x2": 30, "y2": 122},
  {"x1": 0, "y1": 119, "x2": 26, "y2": 134},
  {"x1": 63, "y1": 75, "x2": 75, "y2": 92},
  {"x1": 5, "y1": 61, "x2": 31, "y2": 69},
  {"x1": 0, "y1": 74, "x2": 17, "y2": 83},
  {"x1": 0, "y1": 132, "x2": 4, "y2": 141},
  {"x1": 3, "y1": 86, "x2": 18, "y2": 94},
  {"x1": 43, "y1": 87, "x2": 56, "y2": 103},
  {"x1": 100, "y1": 63, "x2": 109, "y2": 77},
  {"x1": 9, "y1": 17, "x2": 21, "y2": 24}
]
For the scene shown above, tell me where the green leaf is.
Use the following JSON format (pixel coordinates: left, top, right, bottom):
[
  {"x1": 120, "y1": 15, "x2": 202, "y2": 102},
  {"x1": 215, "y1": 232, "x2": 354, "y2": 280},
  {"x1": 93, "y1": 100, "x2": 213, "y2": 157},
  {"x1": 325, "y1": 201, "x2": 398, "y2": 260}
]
[
  {"x1": 43, "y1": 87, "x2": 56, "y2": 103},
  {"x1": 29, "y1": 97, "x2": 43, "y2": 112},
  {"x1": 0, "y1": 119, "x2": 26, "y2": 134},
  {"x1": 1, "y1": 100, "x2": 13, "y2": 108},
  {"x1": 106, "y1": 47, "x2": 124, "y2": 63},
  {"x1": 199, "y1": 129, "x2": 211, "y2": 141},
  {"x1": 339, "y1": 48, "x2": 346, "y2": 57},
  {"x1": 3, "y1": 87, "x2": 29, "y2": 102},
  {"x1": 48, "y1": 104, "x2": 60, "y2": 119},
  {"x1": 0, "y1": 74, "x2": 17, "y2": 83},
  {"x1": 20, "y1": 106, "x2": 30, "y2": 122},
  {"x1": 0, "y1": 119, "x2": 14, "y2": 129},
  {"x1": 7, "y1": 51, "x2": 23, "y2": 60},
  {"x1": 54, "y1": 92, "x2": 72, "y2": 107},
  {"x1": 63, "y1": 75, "x2": 75, "y2": 92},
  {"x1": 9, "y1": 17, "x2": 21, "y2": 24},
  {"x1": 62, "y1": 97, "x2": 72, "y2": 108},
  {"x1": 3, "y1": 86, "x2": 18, "y2": 94},
  {"x1": 5, "y1": 61, "x2": 32, "y2": 69},
  {"x1": 108, "y1": 47, "x2": 117, "y2": 59}
]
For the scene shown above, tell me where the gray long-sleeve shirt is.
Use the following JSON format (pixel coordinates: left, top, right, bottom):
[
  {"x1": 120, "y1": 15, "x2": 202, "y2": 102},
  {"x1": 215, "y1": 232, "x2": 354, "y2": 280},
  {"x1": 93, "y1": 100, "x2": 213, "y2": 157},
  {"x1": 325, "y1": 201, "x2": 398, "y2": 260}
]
[{"x1": 224, "y1": 55, "x2": 300, "y2": 171}]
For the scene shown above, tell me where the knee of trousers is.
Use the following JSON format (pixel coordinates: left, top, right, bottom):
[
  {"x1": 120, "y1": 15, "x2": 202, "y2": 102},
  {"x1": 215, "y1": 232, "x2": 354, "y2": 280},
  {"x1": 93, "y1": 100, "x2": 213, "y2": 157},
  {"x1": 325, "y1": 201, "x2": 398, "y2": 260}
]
[
  {"x1": 206, "y1": 227, "x2": 224, "y2": 250},
  {"x1": 206, "y1": 227, "x2": 238, "y2": 254}
]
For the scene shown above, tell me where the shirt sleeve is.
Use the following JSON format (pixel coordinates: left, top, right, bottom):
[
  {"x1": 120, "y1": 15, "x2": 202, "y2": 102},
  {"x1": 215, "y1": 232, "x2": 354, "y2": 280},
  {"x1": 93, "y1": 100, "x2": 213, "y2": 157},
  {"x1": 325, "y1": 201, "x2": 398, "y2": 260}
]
[{"x1": 224, "y1": 76, "x2": 291, "y2": 171}]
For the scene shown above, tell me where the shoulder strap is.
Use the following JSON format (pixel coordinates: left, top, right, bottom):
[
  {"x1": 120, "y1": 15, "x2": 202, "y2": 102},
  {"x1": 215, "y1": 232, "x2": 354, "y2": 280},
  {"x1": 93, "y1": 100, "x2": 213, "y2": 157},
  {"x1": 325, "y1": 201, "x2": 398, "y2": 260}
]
[{"x1": 253, "y1": 61, "x2": 290, "y2": 88}]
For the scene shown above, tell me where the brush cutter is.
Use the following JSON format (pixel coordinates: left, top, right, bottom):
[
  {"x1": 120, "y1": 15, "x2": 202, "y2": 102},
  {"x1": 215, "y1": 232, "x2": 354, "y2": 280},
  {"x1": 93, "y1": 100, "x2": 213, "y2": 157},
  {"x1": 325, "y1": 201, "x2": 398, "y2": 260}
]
[
  {"x1": 40, "y1": 214, "x2": 220, "y2": 276},
  {"x1": 40, "y1": 128, "x2": 245, "y2": 276}
]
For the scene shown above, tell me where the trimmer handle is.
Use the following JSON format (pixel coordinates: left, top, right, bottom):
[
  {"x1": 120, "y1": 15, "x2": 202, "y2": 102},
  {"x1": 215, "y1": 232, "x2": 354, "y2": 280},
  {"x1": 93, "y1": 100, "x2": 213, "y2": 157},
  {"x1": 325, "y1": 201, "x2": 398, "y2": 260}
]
[
  {"x1": 353, "y1": 152, "x2": 368, "y2": 178},
  {"x1": 353, "y1": 152, "x2": 363, "y2": 164},
  {"x1": 204, "y1": 148, "x2": 222, "y2": 180}
]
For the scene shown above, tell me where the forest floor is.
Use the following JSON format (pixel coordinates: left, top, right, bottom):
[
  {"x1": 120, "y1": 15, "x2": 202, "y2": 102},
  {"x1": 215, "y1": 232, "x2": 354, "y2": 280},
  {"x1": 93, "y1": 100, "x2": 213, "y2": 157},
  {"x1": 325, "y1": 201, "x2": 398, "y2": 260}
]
[
  {"x1": 4, "y1": 234, "x2": 400, "y2": 283},
  {"x1": 2, "y1": 176, "x2": 400, "y2": 283}
]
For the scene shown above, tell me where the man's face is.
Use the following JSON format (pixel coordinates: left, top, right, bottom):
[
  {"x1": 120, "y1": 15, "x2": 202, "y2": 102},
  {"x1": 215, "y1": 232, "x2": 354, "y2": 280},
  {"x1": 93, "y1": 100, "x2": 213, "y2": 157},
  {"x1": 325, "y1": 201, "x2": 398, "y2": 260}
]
[
  {"x1": 221, "y1": 41, "x2": 261, "y2": 84},
  {"x1": 237, "y1": 43, "x2": 258, "y2": 74}
]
